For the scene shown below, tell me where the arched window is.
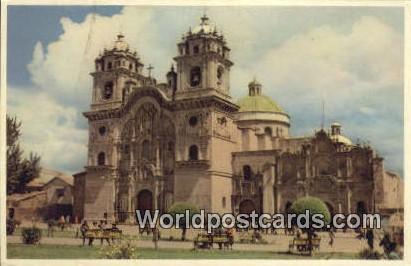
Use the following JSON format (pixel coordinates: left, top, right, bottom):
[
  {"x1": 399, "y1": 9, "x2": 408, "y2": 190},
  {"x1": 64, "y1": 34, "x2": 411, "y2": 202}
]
[
  {"x1": 189, "y1": 145, "x2": 199, "y2": 160},
  {"x1": 190, "y1": 66, "x2": 201, "y2": 87},
  {"x1": 142, "y1": 140, "x2": 150, "y2": 160},
  {"x1": 264, "y1": 127, "x2": 272, "y2": 136},
  {"x1": 193, "y1": 45, "x2": 199, "y2": 54},
  {"x1": 217, "y1": 66, "x2": 224, "y2": 82},
  {"x1": 107, "y1": 62, "x2": 112, "y2": 70},
  {"x1": 189, "y1": 116, "x2": 198, "y2": 127},
  {"x1": 356, "y1": 201, "x2": 367, "y2": 216},
  {"x1": 243, "y1": 165, "x2": 252, "y2": 181},
  {"x1": 103, "y1": 81, "x2": 113, "y2": 100},
  {"x1": 97, "y1": 152, "x2": 105, "y2": 166}
]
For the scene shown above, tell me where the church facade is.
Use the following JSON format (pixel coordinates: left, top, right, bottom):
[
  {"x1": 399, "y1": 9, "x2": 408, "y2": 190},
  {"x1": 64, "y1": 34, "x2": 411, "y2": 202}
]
[{"x1": 74, "y1": 15, "x2": 403, "y2": 222}]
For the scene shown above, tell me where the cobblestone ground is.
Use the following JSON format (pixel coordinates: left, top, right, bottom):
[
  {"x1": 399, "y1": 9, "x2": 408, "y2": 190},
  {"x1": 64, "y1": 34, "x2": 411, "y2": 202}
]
[{"x1": 8, "y1": 222, "x2": 388, "y2": 254}]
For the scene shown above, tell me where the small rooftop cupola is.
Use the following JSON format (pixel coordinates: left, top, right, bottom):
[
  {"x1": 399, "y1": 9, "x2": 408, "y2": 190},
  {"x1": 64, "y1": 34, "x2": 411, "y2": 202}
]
[
  {"x1": 236, "y1": 78, "x2": 291, "y2": 138},
  {"x1": 113, "y1": 32, "x2": 129, "y2": 51},
  {"x1": 248, "y1": 78, "x2": 262, "y2": 96},
  {"x1": 192, "y1": 14, "x2": 216, "y2": 35},
  {"x1": 331, "y1": 122, "x2": 342, "y2": 135},
  {"x1": 330, "y1": 122, "x2": 352, "y2": 146}
]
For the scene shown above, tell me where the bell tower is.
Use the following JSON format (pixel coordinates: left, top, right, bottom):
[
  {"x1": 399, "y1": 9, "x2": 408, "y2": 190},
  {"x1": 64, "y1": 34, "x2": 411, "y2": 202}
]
[
  {"x1": 91, "y1": 34, "x2": 145, "y2": 111},
  {"x1": 82, "y1": 34, "x2": 146, "y2": 221},
  {"x1": 174, "y1": 15, "x2": 233, "y2": 100},
  {"x1": 172, "y1": 15, "x2": 238, "y2": 213}
]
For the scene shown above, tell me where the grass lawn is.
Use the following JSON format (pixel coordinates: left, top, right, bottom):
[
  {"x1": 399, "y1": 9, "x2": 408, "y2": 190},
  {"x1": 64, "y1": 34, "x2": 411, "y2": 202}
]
[
  {"x1": 14, "y1": 227, "x2": 77, "y2": 238},
  {"x1": 7, "y1": 243, "x2": 358, "y2": 259}
]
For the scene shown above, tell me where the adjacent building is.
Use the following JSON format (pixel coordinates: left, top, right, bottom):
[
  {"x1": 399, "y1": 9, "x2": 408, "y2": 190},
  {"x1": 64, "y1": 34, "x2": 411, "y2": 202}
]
[{"x1": 7, "y1": 168, "x2": 74, "y2": 221}]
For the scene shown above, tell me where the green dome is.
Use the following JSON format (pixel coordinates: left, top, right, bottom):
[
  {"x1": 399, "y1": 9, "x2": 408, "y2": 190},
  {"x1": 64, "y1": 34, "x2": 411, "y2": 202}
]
[{"x1": 237, "y1": 94, "x2": 284, "y2": 113}]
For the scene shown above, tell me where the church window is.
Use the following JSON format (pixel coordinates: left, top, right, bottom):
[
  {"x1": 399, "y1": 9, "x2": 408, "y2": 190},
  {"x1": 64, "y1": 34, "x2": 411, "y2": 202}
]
[
  {"x1": 107, "y1": 62, "x2": 112, "y2": 70},
  {"x1": 193, "y1": 45, "x2": 199, "y2": 54},
  {"x1": 99, "y1": 126, "x2": 107, "y2": 136},
  {"x1": 264, "y1": 127, "x2": 272, "y2": 136},
  {"x1": 97, "y1": 152, "x2": 106, "y2": 166},
  {"x1": 217, "y1": 66, "x2": 224, "y2": 82},
  {"x1": 189, "y1": 145, "x2": 199, "y2": 160},
  {"x1": 243, "y1": 165, "x2": 252, "y2": 181},
  {"x1": 129, "y1": 63, "x2": 133, "y2": 70},
  {"x1": 142, "y1": 140, "x2": 150, "y2": 160},
  {"x1": 222, "y1": 197, "x2": 226, "y2": 208},
  {"x1": 189, "y1": 116, "x2": 198, "y2": 127},
  {"x1": 103, "y1": 81, "x2": 113, "y2": 99},
  {"x1": 190, "y1": 66, "x2": 201, "y2": 87},
  {"x1": 124, "y1": 144, "x2": 130, "y2": 154},
  {"x1": 56, "y1": 188, "x2": 65, "y2": 198}
]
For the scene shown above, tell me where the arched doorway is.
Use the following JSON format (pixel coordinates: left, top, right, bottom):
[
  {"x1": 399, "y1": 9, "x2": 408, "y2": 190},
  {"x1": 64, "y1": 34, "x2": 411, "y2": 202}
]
[
  {"x1": 137, "y1": 190, "x2": 153, "y2": 213},
  {"x1": 356, "y1": 201, "x2": 367, "y2": 216},
  {"x1": 239, "y1": 199, "x2": 256, "y2": 214},
  {"x1": 285, "y1": 201, "x2": 293, "y2": 214}
]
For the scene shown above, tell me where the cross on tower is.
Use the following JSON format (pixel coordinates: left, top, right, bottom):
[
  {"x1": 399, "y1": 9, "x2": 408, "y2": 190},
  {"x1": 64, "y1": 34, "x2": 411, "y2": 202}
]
[{"x1": 147, "y1": 64, "x2": 154, "y2": 77}]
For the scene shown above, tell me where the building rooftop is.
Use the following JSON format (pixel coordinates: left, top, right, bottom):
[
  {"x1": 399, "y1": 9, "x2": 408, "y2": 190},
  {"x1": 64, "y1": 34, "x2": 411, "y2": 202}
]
[
  {"x1": 237, "y1": 78, "x2": 285, "y2": 113},
  {"x1": 237, "y1": 94, "x2": 284, "y2": 113},
  {"x1": 27, "y1": 168, "x2": 73, "y2": 188}
]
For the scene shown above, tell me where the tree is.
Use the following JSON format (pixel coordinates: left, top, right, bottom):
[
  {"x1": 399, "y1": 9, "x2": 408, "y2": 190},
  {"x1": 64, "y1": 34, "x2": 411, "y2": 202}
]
[
  {"x1": 168, "y1": 202, "x2": 199, "y2": 241},
  {"x1": 6, "y1": 115, "x2": 41, "y2": 194},
  {"x1": 291, "y1": 196, "x2": 331, "y2": 256}
]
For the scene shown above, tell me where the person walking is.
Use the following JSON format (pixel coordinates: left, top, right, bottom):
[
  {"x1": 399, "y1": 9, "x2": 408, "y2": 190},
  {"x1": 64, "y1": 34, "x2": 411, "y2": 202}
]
[
  {"x1": 59, "y1": 215, "x2": 65, "y2": 231},
  {"x1": 366, "y1": 228, "x2": 374, "y2": 249},
  {"x1": 328, "y1": 229, "x2": 335, "y2": 247},
  {"x1": 80, "y1": 220, "x2": 89, "y2": 246}
]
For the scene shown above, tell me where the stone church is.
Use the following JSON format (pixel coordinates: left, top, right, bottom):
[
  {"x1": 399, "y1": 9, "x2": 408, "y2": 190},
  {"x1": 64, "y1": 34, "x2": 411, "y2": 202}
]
[{"x1": 74, "y1": 15, "x2": 403, "y2": 223}]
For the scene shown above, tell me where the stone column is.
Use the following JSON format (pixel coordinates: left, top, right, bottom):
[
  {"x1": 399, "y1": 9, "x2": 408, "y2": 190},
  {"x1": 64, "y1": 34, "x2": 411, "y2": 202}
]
[
  {"x1": 276, "y1": 188, "x2": 282, "y2": 213},
  {"x1": 346, "y1": 185, "x2": 352, "y2": 214},
  {"x1": 262, "y1": 165, "x2": 275, "y2": 214}
]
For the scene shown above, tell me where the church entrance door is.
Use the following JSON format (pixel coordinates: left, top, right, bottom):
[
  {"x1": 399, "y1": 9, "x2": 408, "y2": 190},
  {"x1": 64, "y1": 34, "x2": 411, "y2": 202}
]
[
  {"x1": 239, "y1": 199, "x2": 256, "y2": 214},
  {"x1": 137, "y1": 189, "x2": 153, "y2": 213}
]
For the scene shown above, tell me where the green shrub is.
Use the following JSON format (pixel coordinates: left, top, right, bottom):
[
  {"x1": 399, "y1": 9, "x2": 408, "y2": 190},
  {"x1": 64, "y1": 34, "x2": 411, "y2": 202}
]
[
  {"x1": 291, "y1": 196, "x2": 331, "y2": 225},
  {"x1": 21, "y1": 227, "x2": 42, "y2": 244},
  {"x1": 290, "y1": 196, "x2": 331, "y2": 256},
  {"x1": 168, "y1": 202, "x2": 200, "y2": 216},
  {"x1": 100, "y1": 242, "x2": 139, "y2": 259},
  {"x1": 358, "y1": 248, "x2": 382, "y2": 260}
]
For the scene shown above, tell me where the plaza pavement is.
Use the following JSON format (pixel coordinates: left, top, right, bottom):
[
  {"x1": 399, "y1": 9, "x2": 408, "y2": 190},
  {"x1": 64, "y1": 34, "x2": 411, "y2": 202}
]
[{"x1": 7, "y1": 223, "x2": 386, "y2": 254}]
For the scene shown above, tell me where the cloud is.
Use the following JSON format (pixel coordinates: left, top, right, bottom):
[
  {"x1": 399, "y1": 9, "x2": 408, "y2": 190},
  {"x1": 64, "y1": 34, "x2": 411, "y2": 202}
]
[
  {"x1": 7, "y1": 87, "x2": 88, "y2": 173},
  {"x1": 253, "y1": 16, "x2": 402, "y2": 103},
  {"x1": 230, "y1": 15, "x2": 403, "y2": 173},
  {"x1": 7, "y1": 7, "x2": 403, "y2": 175}
]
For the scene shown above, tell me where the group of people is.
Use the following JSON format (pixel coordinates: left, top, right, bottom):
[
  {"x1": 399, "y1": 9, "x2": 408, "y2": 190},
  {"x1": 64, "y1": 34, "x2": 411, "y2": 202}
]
[{"x1": 79, "y1": 220, "x2": 120, "y2": 246}]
